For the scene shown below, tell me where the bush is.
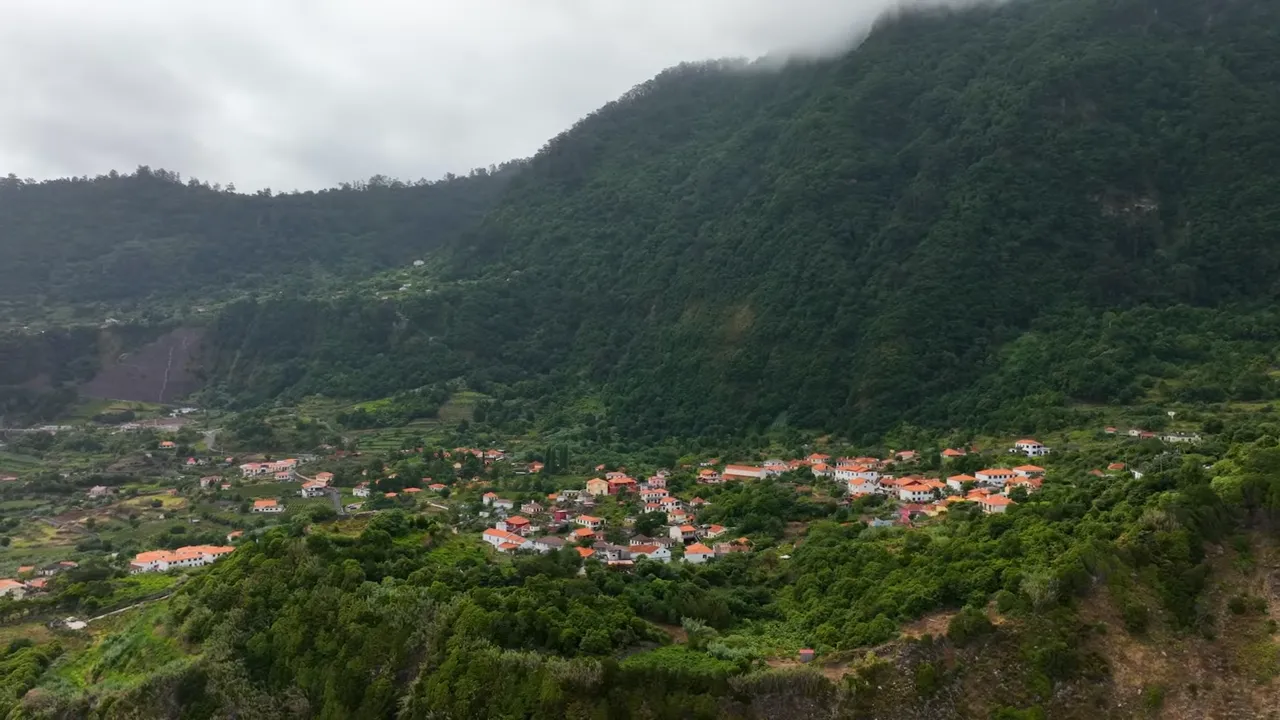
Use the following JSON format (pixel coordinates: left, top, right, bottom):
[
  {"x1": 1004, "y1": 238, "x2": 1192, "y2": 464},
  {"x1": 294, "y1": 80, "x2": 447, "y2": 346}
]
[
  {"x1": 947, "y1": 607, "x2": 994, "y2": 647},
  {"x1": 1142, "y1": 684, "x2": 1166, "y2": 710},
  {"x1": 914, "y1": 661, "x2": 939, "y2": 697},
  {"x1": 1121, "y1": 600, "x2": 1150, "y2": 634}
]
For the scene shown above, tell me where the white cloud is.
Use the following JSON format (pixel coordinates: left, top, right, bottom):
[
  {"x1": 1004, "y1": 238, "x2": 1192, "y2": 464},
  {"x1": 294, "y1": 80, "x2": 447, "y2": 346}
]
[{"x1": 0, "y1": 0, "x2": 973, "y2": 191}]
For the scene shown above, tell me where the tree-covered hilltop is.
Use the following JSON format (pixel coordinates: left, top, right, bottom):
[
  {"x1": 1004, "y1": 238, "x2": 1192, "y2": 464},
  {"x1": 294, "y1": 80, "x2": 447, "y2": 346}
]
[
  {"x1": 0, "y1": 162, "x2": 521, "y2": 307},
  {"x1": 204, "y1": 0, "x2": 1280, "y2": 440}
]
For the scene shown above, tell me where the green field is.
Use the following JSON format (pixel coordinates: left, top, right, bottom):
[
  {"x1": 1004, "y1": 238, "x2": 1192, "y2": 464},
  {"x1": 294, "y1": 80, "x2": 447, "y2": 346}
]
[
  {"x1": 43, "y1": 605, "x2": 188, "y2": 693},
  {"x1": 0, "y1": 450, "x2": 44, "y2": 472},
  {"x1": 60, "y1": 399, "x2": 166, "y2": 423}
]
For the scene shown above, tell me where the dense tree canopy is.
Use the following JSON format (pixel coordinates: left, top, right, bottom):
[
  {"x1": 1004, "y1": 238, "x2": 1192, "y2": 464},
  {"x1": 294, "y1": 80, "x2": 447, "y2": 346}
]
[{"x1": 198, "y1": 0, "x2": 1280, "y2": 442}]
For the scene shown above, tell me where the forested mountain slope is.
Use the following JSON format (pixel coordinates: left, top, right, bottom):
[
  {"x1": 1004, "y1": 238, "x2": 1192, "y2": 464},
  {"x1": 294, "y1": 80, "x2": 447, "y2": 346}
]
[
  {"x1": 0, "y1": 163, "x2": 519, "y2": 306},
  {"x1": 205, "y1": 0, "x2": 1280, "y2": 440}
]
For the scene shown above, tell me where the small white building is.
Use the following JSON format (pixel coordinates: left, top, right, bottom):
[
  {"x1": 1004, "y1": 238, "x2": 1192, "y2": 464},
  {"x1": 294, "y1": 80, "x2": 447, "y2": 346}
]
[
  {"x1": 979, "y1": 495, "x2": 1015, "y2": 514},
  {"x1": 629, "y1": 544, "x2": 672, "y2": 563},
  {"x1": 252, "y1": 499, "x2": 284, "y2": 513},
  {"x1": 482, "y1": 528, "x2": 532, "y2": 553},
  {"x1": 0, "y1": 579, "x2": 25, "y2": 599},
  {"x1": 575, "y1": 515, "x2": 605, "y2": 531},
  {"x1": 353, "y1": 483, "x2": 370, "y2": 498},
  {"x1": 299, "y1": 481, "x2": 328, "y2": 498},
  {"x1": 683, "y1": 543, "x2": 715, "y2": 564},
  {"x1": 1013, "y1": 439, "x2": 1051, "y2": 458},
  {"x1": 668, "y1": 524, "x2": 699, "y2": 542}
]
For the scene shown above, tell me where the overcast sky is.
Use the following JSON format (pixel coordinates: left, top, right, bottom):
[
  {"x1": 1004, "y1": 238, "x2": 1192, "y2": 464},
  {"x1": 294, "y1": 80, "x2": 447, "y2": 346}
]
[{"x1": 0, "y1": 0, "x2": 963, "y2": 192}]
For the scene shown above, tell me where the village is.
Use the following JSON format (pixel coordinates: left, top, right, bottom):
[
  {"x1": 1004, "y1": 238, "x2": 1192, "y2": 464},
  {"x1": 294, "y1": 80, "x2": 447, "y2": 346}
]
[
  {"x1": 464, "y1": 435, "x2": 1147, "y2": 566},
  {"x1": 0, "y1": 411, "x2": 1188, "y2": 605}
]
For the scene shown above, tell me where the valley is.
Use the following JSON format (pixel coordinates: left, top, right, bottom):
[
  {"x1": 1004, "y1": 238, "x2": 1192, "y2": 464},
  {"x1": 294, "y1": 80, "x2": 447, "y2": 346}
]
[{"x1": 3, "y1": 0, "x2": 1280, "y2": 716}]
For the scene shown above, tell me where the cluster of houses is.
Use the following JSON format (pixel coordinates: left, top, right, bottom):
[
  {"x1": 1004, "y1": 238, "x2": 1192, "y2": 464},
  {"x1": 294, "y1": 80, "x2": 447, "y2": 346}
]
[
  {"x1": 480, "y1": 525, "x2": 746, "y2": 566},
  {"x1": 129, "y1": 544, "x2": 235, "y2": 574},
  {"x1": 824, "y1": 460, "x2": 1045, "y2": 515},
  {"x1": 479, "y1": 470, "x2": 744, "y2": 564},
  {"x1": 0, "y1": 561, "x2": 80, "y2": 599}
]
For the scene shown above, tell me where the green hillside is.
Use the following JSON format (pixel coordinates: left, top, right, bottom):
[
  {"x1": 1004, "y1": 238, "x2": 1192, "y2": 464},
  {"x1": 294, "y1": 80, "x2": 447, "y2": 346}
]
[
  {"x1": 0, "y1": 162, "x2": 520, "y2": 308},
  {"x1": 203, "y1": 0, "x2": 1280, "y2": 440}
]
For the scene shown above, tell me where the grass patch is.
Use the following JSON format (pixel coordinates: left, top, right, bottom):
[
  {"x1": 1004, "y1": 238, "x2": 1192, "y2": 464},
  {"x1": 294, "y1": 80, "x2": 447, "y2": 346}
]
[
  {"x1": 438, "y1": 391, "x2": 489, "y2": 423},
  {"x1": 118, "y1": 494, "x2": 187, "y2": 511},
  {"x1": 0, "y1": 499, "x2": 48, "y2": 511},
  {"x1": 619, "y1": 645, "x2": 739, "y2": 676},
  {"x1": 1240, "y1": 639, "x2": 1280, "y2": 683},
  {"x1": 0, "y1": 451, "x2": 44, "y2": 471},
  {"x1": 46, "y1": 605, "x2": 187, "y2": 691}
]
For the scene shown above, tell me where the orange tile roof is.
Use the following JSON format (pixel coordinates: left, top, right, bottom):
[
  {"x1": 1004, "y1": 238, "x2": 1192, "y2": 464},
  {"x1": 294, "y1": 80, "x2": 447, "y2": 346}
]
[
  {"x1": 576, "y1": 547, "x2": 595, "y2": 558},
  {"x1": 685, "y1": 542, "x2": 714, "y2": 555},
  {"x1": 253, "y1": 499, "x2": 277, "y2": 508}
]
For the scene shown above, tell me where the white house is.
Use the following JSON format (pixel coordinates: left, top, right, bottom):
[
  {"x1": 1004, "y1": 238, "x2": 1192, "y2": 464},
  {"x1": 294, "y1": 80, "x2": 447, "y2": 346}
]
[
  {"x1": 847, "y1": 477, "x2": 880, "y2": 496},
  {"x1": 492, "y1": 498, "x2": 515, "y2": 511},
  {"x1": 353, "y1": 483, "x2": 371, "y2": 498},
  {"x1": 834, "y1": 465, "x2": 879, "y2": 484},
  {"x1": 482, "y1": 528, "x2": 532, "y2": 553},
  {"x1": 683, "y1": 542, "x2": 715, "y2": 564},
  {"x1": 975, "y1": 469, "x2": 1017, "y2": 487},
  {"x1": 0, "y1": 579, "x2": 25, "y2": 599},
  {"x1": 1161, "y1": 432, "x2": 1201, "y2": 444},
  {"x1": 629, "y1": 544, "x2": 672, "y2": 563},
  {"x1": 946, "y1": 474, "x2": 976, "y2": 491},
  {"x1": 659, "y1": 496, "x2": 682, "y2": 512},
  {"x1": 669, "y1": 524, "x2": 699, "y2": 542},
  {"x1": 252, "y1": 499, "x2": 284, "y2": 513},
  {"x1": 898, "y1": 483, "x2": 936, "y2": 503},
  {"x1": 640, "y1": 489, "x2": 666, "y2": 503},
  {"x1": 1012, "y1": 465, "x2": 1045, "y2": 478},
  {"x1": 575, "y1": 515, "x2": 605, "y2": 531},
  {"x1": 703, "y1": 524, "x2": 727, "y2": 540},
  {"x1": 1013, "y1": 439, "x2": 1050, "y2": 458},
  {"x1": 299, "y1": 481, "x2": 328, "y2": 498},
  {"x1": 722, "y1": 465, "x2": 767, "y2": 481},
  {"x1": 979, "y1": 495, "x2": 1015, "y2": 514},
  {"x1": 129, "y1": 545, "x2": 234, "y2": 574}
]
